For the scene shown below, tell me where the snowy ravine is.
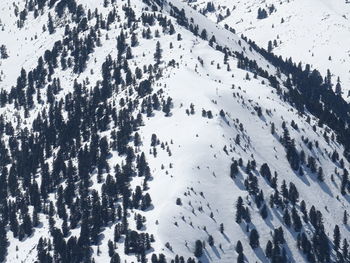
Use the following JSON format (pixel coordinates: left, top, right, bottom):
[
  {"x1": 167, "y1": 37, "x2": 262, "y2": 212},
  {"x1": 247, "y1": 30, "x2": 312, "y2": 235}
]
[{"x1": 0, "y1": 0, "x2": 349, "y2": 263}]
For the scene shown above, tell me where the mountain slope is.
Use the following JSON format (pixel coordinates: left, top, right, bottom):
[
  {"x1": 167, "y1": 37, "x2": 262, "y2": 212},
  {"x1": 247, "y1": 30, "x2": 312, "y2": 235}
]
[
  {"x1": 183, "y1": 0, "x2": 350, "y2": 98},
  {"x1": 0, "y1": 0, "x2": 349, "y2": 263}
]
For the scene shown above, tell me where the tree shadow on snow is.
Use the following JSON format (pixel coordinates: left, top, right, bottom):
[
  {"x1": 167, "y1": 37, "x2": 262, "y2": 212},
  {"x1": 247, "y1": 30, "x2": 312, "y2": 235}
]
[
  {"x1": 199, "y1": 248, "x2": 212, "y2": 263},
  {"x1": 282, "y1": 242, "x2": 297, "y2": 263},
  {"x1": 142, "y1": 204, "x2": 155, "y2": 212},
  {"x1": 292, "y1": 169, "x2": 310, "y2": 187},
  {"x1": 221, "y1": 232, "x2": 231, "y2": 243},
  {"x1": 233, "y1": 176, "x2": 246, "y2": 191},
  {"x1": 252, "y1": 247, "x2": 268, "y2": 263},
  {"x1": 210, "y1": 245, "x2": 221, "y2": 259},
  {"x1": 342, "y1": 193, "x2": 350, "y2": 204},
  {"x1": 304, "y1": 169, "x2": 333, "y2": 197},
  {"x1": 261, "y1": 207, "x2": 275, "y2": 230}
]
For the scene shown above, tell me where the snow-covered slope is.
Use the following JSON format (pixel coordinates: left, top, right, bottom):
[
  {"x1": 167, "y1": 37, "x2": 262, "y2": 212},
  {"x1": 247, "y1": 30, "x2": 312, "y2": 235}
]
[
  {"x1": 184, "y1": 0, "x2": 350, "y2": 98},
  {"x1": 0, "y1": 0, "x2": 349, "y2": 263}
]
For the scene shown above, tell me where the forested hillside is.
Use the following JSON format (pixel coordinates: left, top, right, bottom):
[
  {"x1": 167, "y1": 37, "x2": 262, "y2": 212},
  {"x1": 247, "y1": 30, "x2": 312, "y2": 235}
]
[{"x1": 0, "y1": 0, "x2": 349, "y2": 262}]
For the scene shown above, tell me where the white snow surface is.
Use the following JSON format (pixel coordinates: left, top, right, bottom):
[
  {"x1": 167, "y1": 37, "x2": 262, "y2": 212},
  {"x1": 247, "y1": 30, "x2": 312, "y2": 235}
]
[
  {"x1": 184, "y1": 0, "x2": 350, "y2": 99},
  {"x1": 0, "y1": 0, "x2": 349, "y2": 262}
]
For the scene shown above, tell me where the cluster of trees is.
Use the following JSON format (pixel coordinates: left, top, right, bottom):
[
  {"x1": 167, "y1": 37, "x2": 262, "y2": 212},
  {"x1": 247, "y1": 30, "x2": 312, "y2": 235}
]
[
  {"x1": 226, "y1": 123, "x2": 339, "y2": 261},
  {"x1": 204, "y1": 2, "x2": 215, "y2": 13},
  {"x1": 1, "y1": 0, "x2": 350, "y2": 262},
  {"x1": 228, "y1": 154, "x2": 343, "y2": 263},
  {"x1": 257, "y1": 5, "x2": 276, "y2": 19},
  {"x1": 244, "y1": 35, "x2": 350, "y2": 165},
  {"x1": 257, "y1": 8, "x2": 268, "y2": 19},
  {"x1": 0, "y1": 0, "x2": 185, "y2": 262}
]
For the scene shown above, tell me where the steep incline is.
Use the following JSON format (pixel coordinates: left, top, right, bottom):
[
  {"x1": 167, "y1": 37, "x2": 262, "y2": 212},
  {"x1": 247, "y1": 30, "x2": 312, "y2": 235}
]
[
  {"x1": 0, "y1": 0, "x2": 349, "y2": 263},
  {"x1": 183, "y1": 0, "x2": 350, "y2": 98}
]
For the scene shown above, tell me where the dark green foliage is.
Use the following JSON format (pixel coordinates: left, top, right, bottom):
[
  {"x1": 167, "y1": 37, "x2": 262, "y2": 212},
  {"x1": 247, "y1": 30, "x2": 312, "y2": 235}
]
[
  {"x1": 138, "y1": 80, "x2": 153, "y2": 97},
  {"x1": 194, "y1": 240, "x2": 203, "y2": 258},
  {"x1": 249, "y1": 229, "x2": 260, "y2": 249}
]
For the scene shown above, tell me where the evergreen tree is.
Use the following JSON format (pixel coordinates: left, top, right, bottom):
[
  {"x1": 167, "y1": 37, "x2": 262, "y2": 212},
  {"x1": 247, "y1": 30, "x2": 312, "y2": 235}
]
[
  {"x1": 131, "y1": 33, "x2": 138, "y2": 47},
  {"x1": 236, "y1": 240, "x2": 243, "y2": 254},
  {"x1": 230, "y1": 161, "x2": 239, "y2": 178},
  {"x1": 208, "y1": 235, "x2": 214, "y2": 246},
  {"x1": 292, "y1": 207, "x2": 302, "y2": 232},
  {"x1": 194, "y1": 240, "x2": 203, "y2": 258},
  {"x1": 200, "y1": 29, "x2": 207, "y2": 40},
  {"x1": 283, "y1": 209, "x2": 291, "y2": 227},
  {"x1": 0, "y1": 45, "x2": 9, "y2": 59},
  {"x1": 260, "y1": 204, "x2": 268, "y2": 219},
  {"x1": 108, "y1": 239, "x2": 114, "y2": 257},
  {"x1": 110, "y1": 253, "x2": 120, "y2": 263},
  {"x1": 265, "y1": 240, "x2": 273, "y2": 258},
  {"x1": 220, "y1": 223, "x2": 224, "y2": 234},
  {"x1": 333, "y1": 225, "x2": 341, "y2": 250},
  {"x1": 260, "y1": 163, "x2": 272, "y2": 181},
  {"x1": 249, "y1": 229, "x2": 260, "y2": 249},
  {"x1": 48, "y1": 13, "x2": 55, "y2": 34},
  {"x1": 237, "y1": 252, "x2": 244, "y2": 263},
  {"x1": 235, "y1": 196, "x2": 244, "y2": 223},
  {"x1": 268, "y1": 40, "x2": 273, "y2": 53},
  {"x1": 154, "y1": 41, "x2": 162, "y2": 65},
  {"x1": 342, "y1": 239, "x2": 348, "y2": 261},
  {"x1": 0, "y1": 222, "x2": 7, "y2": 262},
  {"x1": 257, "y1": 8, "x2": 268, "y2": 19},
  {"x1": 335, "y1": 77, "x2": 342, "y2": 95}
]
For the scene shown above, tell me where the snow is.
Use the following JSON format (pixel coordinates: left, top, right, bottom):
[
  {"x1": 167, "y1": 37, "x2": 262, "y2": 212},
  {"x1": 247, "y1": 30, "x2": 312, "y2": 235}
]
[
  {"x1": 139, "y1": 42, "x2": 350, "y2": 261},
  {"x1": 0, "y1": 0, "x2": 349, "y2": 262},
  {"x1": 183, "y1": 0, "x2": 350, "y2": 99}
]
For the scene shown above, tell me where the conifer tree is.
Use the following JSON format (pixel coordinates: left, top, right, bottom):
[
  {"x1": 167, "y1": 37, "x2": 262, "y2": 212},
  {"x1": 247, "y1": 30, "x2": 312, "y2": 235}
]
[
  {"x1": 333, "y1": 225, "x2": 341, "y2": 250},
  {"x1": 154, "y1": 41, "x2": 162, "y2": 65},
  {"x1": 249, "y1": 229, "x2": 260, "y2": 249},
  {"x1": 194, "y1": 240, "x2": 203, "y2": 258},
  {"x1": 0, "y1": 222, "x2": 7, "y2": 262},
  {"x1": 235, "y1": 196, "x2": 244, "y2": 223},
  {"x1": 265, "y1": 240, "x2": 273, "y2": 258},
  {"x1": 48, "y1": 13, "x2": 55, "y2": 34}
]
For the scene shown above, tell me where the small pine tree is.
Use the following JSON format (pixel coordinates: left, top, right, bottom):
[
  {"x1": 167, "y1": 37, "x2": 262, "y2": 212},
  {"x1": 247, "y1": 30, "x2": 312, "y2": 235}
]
[
  {"x1": 220, "y1": 223, "x2": 224, "y2": 233},
  {"x1": 333, "y1": 225, "x2": 341, "y2": 250},
  {"x1": 0, "y1": 45, "x2": 9, "y2": 59},
  {"x1": 201, "y1": 29, "x2": 207, "y2": 40},
  {"x1": 48, "y1": 13, "x2": 55, "y2": 34},
  {"x1": 260, "y1": 204, "x2": 268, "y2": 219},
  {"x1": 237, "y1": 252, "x2": 244, "y2": 263},
  {"x1": 268, "y1": 40, "x2": 273, "y2": 52},
  {"x1": 110, "y1": 253, "x2": 120, "y2": 263},
  {"x1": 154, "y1": 41, "x2": 162, "y2": 65},
  {"x1": 230, "y1": 161, "x2": 239, "y2": 178},
  {"x1": 208, "y1": 235, "x2": 214, "y2": 246},
  {"x1": 236, "y1": 240, "x2": 243, "y2": 254},
  {"x1": 249, "y1": 229, "x2": 260, "y2": 249},
  {"x1": 108, "y1": 240, "x2": 114, "y2": 257},
  {"x1": 342, "y1": 239, "x2": 348, "y2": 260},
  {"x1": 265, "y1": 240, "x2": 273, "y2": 258},
  {"x1": 194, "y1": 240, "x2": 203, "y2": 258},
  {"x1": 235, "y1": 197, "x2": 244, "y2": 223}
]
